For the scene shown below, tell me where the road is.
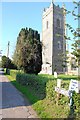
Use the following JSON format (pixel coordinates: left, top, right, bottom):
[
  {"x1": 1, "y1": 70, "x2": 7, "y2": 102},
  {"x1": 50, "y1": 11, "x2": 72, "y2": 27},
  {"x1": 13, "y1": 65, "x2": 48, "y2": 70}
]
[
  {"x1": 0, "y1": 75, "x2": 38, "y2": 118},
  {"x1": 0, "y1": 70, "x2": 4, "y2": 75}
]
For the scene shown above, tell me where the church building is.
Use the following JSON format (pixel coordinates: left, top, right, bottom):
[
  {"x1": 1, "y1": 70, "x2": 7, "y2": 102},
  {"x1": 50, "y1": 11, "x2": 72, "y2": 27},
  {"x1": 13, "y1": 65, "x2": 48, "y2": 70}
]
[{"x1": 41, "y1": 1, "x2": 66, "y2": 74}]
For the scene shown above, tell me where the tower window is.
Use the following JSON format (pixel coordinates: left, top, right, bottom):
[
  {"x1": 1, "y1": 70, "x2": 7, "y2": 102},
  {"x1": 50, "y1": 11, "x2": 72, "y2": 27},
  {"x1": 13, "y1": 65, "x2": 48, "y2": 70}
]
[
  {"x1": 46, "y1": 21, "x2": 49, "y2": 29},
  {"x1": 58, "y1": 41, "x2": 61, "y2": 50},
  {"x1": 57, "y1": 19, "x2": 60, "y2": 28}
]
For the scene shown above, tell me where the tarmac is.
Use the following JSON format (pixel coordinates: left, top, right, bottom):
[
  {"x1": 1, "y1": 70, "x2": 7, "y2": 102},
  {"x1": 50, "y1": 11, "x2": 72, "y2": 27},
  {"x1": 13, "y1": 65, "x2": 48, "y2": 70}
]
[{"x1": 0, "y1": 74, "x2": 38, "y2": 119}]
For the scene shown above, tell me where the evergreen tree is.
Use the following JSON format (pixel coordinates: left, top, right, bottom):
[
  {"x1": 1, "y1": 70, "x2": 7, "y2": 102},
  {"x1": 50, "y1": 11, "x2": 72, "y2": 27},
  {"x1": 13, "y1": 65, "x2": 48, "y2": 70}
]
[{"x1": 13, "y1": 27, "x2": 42, "y2": 74}]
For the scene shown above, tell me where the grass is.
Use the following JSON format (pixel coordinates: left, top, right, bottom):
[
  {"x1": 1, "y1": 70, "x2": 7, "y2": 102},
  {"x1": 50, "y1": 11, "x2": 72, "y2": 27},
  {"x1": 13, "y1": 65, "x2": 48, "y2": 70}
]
[
  {"x1": 7, "y1": 71, "x2": 38, "y2": 104},
  {"x1": 6, "y1": 70, "x2": 78, "y2": 119}
]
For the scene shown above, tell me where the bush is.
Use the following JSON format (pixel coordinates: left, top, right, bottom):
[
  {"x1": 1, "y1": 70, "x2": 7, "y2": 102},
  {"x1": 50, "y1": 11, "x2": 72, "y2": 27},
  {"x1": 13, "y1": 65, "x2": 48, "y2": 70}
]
[
  {"x1": 72, "y1": 92, "x2": 80, "y2": 117},
  {"x1": 16, "y1": 72, "x2": 80, "y2": 117},
  {"x1": 16, "y1": 72, "x2": 47, "y2": 99}
]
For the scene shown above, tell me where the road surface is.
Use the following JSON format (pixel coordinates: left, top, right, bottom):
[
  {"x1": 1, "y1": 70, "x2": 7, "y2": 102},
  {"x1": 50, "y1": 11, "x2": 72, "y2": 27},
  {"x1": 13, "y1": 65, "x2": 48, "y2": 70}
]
[{"x1": 0, "y1": 75, "x2": 38, "y2": 118}]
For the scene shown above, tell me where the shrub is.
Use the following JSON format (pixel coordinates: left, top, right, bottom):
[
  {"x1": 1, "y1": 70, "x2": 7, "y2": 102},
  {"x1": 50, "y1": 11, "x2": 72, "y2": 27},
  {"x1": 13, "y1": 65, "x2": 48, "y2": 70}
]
[
  {"x1": 16, "y1": 72, "x2": 80, "y2": 117},
  {"x1": 16, "y1": 72, "x2": 47, "y2": 99},
  {"x1": 72, "y1": 91, "x2": 80, "y2": 117}
]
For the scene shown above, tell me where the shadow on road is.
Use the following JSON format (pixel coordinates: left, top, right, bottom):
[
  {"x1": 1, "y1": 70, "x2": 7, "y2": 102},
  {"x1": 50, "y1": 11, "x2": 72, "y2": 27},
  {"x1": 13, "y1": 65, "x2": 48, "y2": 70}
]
[{"x1": 1, "y1": 81, "x2": 31, "y2": 109}]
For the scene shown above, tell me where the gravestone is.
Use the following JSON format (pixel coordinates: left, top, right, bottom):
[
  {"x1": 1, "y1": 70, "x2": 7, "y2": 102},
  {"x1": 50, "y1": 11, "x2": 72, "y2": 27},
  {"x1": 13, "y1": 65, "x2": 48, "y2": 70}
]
[{"x1": 54, "y1": 72, "x2": 57, "y2": 78}]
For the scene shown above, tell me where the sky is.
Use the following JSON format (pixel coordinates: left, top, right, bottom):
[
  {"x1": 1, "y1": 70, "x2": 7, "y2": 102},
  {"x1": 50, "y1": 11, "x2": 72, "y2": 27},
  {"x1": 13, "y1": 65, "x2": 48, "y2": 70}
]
[{"x1": 1, "y1": 1, "x2": 79, "y2": 59}]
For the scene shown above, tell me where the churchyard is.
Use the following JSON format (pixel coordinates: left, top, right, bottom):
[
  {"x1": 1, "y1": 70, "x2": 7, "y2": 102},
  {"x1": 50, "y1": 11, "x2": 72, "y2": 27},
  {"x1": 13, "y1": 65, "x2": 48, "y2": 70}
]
[
  {"x1": 2, "y1": 1, "x2": 80, "y2": 119},
  {"x1": 6, "y1": 70, "x2": 80, "y2": 119}
]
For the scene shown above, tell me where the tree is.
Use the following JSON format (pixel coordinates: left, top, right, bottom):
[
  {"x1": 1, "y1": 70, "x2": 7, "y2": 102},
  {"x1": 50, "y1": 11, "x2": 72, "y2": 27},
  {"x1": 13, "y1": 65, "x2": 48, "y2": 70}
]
[
  {"x1": 13, "y1": 27, "x2": 42, "y2": 74},
  {"x1": 1, "y1": 55, "x2": 17, "y2": 69},
  {"x1": 1, "y1": 56, "x2": 7, "y2": 68},
  {"x1": 64, "y1": 1, "x2": 80, "y2": 80}
]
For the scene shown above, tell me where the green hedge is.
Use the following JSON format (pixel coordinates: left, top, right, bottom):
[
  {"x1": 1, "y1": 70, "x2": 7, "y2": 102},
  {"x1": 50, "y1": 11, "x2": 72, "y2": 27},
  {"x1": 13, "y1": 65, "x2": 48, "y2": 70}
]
[
  {"x1": 72, "y1": 92, "x2": 80, "y2": 117},
  {"x1": 16, "y1": 72, "x2": 47, "y2": 99},
  {"x1": 16, "y1": 72, "x2": 80, "y2": 117}
]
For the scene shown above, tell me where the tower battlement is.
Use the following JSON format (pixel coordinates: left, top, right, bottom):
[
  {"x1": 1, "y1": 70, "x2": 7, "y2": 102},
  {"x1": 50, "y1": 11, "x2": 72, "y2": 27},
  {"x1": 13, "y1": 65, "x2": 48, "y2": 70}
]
[{"x1": 43, "y1": 3, "x2": 63, "y2": 15}]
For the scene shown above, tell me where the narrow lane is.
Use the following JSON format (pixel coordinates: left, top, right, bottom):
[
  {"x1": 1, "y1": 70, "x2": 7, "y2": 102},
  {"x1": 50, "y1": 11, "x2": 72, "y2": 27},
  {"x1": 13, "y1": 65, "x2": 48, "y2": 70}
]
[{"x1": 0, "y1": 75, "x2": 38, "y2": 118}]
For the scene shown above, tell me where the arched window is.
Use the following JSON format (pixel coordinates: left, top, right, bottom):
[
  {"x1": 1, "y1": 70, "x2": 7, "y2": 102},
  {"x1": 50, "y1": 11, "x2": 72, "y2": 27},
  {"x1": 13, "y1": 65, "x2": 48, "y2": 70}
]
[{"x1": 57, "y1": 19, "x2": 60, "y2": 28}]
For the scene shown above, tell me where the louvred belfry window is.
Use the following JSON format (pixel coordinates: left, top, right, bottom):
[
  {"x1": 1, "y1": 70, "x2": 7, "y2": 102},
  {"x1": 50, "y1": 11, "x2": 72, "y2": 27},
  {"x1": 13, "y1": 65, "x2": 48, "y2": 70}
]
[{"x1": 57, "y1": 19, "x2": 60, "y2": 28}]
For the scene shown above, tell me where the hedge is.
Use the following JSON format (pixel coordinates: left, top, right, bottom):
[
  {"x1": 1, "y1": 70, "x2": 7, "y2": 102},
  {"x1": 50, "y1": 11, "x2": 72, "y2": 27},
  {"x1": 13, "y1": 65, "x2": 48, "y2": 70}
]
[{"x1": 16, "y1": 72, "x2": 80, "y2": 118}]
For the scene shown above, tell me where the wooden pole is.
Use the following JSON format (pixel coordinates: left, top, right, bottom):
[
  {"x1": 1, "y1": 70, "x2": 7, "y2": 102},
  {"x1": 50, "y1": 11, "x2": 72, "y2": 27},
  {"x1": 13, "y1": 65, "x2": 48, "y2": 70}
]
[
  {"x1": 7, "y1": 41, "x2": 10, "y2": 58},
  {"x1": 6, "y1": 41, "x2": 10, "y2": 74},
  {"x1": 56, "y1": 79, "x2": 62, "y2": 105}
]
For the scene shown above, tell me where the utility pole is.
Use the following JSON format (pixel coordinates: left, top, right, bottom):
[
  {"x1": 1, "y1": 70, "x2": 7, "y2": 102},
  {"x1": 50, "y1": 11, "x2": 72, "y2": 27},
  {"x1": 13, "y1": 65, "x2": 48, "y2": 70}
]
[
  {"x1": 6, "y1": 41, "x2": 10, "y2": 74},
  {"x1": 0, "y1": 50, "x2": 2, "y2": 57},
  {"x1": 7, "y1": 41, "x2": 10, "y2": 58}
]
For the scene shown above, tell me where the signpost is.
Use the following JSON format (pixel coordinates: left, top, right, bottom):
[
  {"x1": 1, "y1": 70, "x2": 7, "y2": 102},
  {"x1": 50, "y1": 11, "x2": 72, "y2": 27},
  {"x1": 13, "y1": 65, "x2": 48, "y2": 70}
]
[
  {"x1": 55, "y1": 79, "x2": 62, "y2": 105},
  {"x1": 57, "y1": 79, "x2": 62, "y2": 88},
  {"x1": 55, "y1": 79, "x2": 80, "y2": 106},
  {"x1": 69, "y1": 79, "x2": 80, "y2": 93},
  {"x1": 55, "y1": 87, "x2": 70, "y2": 97}
]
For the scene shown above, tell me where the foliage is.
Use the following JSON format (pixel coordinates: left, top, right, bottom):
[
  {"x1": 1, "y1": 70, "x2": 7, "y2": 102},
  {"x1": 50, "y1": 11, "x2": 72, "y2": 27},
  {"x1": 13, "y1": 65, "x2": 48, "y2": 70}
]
[
  {"x1": 16, "y1": 72, "x2": 47, "y2": 99},
  {"x1": 7, "y1": 70, "x2": 80, "y2": 118},
  {"x1": 65, "y1": 1, "x2": 80, "y2": 39},
  {"x1": 13, "y1": 28, "x2": 42, "y2": 74},
  {"x1": 0, "y1": 62, "x2": 2, "y2": 67},
  {"x1": 64, "y1": 1, "x2": 80, "y2": 80},
  {"x1": 72, "y1": 91, "x2": 80, "y2": 117},
  {"x1": 16, "y1": 72, "x2": 79, "y2": 118},
  {"x1": 64, "y1": 1, "x2": 80, "y2": 62},
  {"x1": 1, "y1": 55, "x2": 17, "y2": 69},
  {"x1": 72, "y1": 40, "x2": 80, "y2": 59}
]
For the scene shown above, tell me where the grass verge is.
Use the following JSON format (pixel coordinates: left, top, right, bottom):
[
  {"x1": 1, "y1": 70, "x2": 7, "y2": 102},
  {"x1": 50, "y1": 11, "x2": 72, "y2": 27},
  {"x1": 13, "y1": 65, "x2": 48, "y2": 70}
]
[{"x1": 6, "y1": 70, "x2": 79, "y2": 119}]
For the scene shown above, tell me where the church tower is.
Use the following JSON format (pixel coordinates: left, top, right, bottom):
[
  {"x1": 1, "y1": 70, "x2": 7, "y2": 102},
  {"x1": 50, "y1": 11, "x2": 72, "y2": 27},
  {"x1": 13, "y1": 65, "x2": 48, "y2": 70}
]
[{"x1": 41, "y1": 2, "x2": 66, "y2": 74}]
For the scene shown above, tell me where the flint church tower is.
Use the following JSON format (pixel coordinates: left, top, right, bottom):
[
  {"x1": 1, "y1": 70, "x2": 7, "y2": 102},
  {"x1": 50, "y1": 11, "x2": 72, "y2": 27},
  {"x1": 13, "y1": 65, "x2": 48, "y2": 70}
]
[{"x1": 41, "y1": 1, "x2": 66, "y2": 74}]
